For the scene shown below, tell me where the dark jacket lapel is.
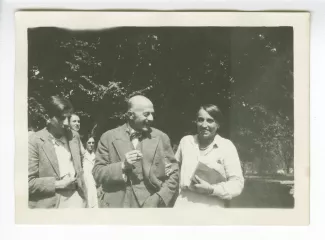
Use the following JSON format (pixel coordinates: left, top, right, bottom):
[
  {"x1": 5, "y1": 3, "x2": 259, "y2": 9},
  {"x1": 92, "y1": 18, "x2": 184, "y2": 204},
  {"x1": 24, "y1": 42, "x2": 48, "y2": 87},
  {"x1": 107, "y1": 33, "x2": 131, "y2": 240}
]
[
  {"x1": 68, "y1": 131, "x2": 82, "y2": 173},
  {"x1": 39, "y1": 129, "x2": 60, "y2": 177},
  {"x1": 112, "y1": 124, "x2": 134, "y2": 162},
  {"x1": 141, "y1": 131, "x2": 160, "y2": 179}
]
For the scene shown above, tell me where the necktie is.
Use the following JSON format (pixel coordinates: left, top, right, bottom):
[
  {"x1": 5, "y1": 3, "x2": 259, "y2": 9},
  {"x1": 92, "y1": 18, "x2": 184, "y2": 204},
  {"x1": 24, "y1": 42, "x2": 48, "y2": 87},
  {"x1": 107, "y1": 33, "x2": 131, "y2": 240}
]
[
  {"x1": 130, "y1": 131, "x2": 143, "y2": 141},
  {"x1": 130, "y1": 131, "x2": 143, "y2": 149}
]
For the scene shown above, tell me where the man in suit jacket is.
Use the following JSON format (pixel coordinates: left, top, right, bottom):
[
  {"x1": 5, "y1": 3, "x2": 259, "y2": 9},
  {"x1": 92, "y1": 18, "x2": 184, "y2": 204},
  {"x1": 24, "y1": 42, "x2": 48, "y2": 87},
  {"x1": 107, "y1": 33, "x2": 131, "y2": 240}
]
[
  {"x1": 93, "y1": 95, "x2": 179, "y2": 208},
  {"x1": 28, "y1": 96, "x2": 87, "y2": 208}
]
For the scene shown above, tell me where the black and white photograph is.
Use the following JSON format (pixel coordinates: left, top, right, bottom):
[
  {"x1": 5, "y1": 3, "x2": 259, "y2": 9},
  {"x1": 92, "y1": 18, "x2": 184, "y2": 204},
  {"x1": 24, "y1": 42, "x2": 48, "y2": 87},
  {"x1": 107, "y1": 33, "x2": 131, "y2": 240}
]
[{"x1": 15, "y1": 12, "x2": 309, "y2": 225}]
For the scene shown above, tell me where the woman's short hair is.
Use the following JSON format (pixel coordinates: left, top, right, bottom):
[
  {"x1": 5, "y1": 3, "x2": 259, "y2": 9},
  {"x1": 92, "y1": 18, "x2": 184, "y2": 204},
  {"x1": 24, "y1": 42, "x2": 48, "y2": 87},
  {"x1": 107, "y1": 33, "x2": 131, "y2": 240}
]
[
  {"x1": 70, "y1": 113, "x2": 79, "y2": 118},
  {"x1": 86, "y1": 134, "x2": 95, "y2": 142},
  {"x1": 198, "y1": 104, "x2": 224, "y2": 127},
  {"x1": 47, "y1": 96, "x2": 74, "y2": 118},
  {"x1": 69, "y1": 113, "x2": 80, "y2": 123}
]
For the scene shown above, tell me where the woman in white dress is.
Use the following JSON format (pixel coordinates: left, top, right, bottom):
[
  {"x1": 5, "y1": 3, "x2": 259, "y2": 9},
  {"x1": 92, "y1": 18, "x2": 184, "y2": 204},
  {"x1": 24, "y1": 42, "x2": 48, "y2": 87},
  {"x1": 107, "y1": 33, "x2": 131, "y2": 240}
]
[
  {"x1": 83, "y1": 135, "x2": 98, "y2": 208},
  {"x1": 173, "y1": 104, "x2": 244, "y2": 208}
]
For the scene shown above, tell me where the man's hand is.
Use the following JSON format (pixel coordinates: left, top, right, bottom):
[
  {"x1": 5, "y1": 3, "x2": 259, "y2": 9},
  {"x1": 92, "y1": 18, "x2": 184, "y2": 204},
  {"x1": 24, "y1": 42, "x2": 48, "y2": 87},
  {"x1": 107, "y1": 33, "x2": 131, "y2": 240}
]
[
  {"x1": 189, "y1": 175, "x2": 214, "y2": 195},
  {"x1": 142, "y1": 193, "x2": 161, "y2": 208},
  {"x1": 122, "y1": 150, "x2": 143, "y2": 170},
  {"x1": 55, "y1": 174, "x2": 77, "y2": 190}
]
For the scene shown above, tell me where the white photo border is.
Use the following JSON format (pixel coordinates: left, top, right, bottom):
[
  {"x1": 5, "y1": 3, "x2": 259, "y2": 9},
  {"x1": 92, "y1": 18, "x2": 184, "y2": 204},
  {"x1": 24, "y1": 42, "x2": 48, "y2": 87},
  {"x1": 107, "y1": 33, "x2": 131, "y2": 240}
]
[{"x1": 15, "y1": 11, "x2": 310, "y2": 225}]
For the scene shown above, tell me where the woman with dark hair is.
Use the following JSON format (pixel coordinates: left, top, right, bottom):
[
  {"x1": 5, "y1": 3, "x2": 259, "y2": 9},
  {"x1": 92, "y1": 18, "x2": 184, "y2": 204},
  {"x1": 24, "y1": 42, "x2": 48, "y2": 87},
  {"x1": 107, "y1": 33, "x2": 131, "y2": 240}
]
[
  {"x1": 68, "y1": 113, "x2": 86, "y2": 156},
  {"x1": 172, "y1": 104, "x2": 244, "y2": 208},
  {"x1": 28, "y1": 96, "x2": 87, "y2": 208},
  {"x1": 69, "y1": 114, "x2": 80, "y2": 132},
  {"x1": 83, "y1": 135, "x2": 98, "y2": 208}
]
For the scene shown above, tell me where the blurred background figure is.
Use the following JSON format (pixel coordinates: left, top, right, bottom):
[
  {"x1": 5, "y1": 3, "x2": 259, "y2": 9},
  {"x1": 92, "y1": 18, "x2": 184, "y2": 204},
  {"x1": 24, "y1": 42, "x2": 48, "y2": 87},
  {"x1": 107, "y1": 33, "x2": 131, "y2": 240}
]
[
  {"x1": 69, "y1": 113, "x2": 97, "y2": 207},
  {"x1": 83, "y1": 135, "x2": 98, "y2": 208},
  {"x1": 69, "y1": 114, "x2": 80, "y2": 132},
  {"x1": 69, "y1": 113, "x2": 86, "y2": 155}
]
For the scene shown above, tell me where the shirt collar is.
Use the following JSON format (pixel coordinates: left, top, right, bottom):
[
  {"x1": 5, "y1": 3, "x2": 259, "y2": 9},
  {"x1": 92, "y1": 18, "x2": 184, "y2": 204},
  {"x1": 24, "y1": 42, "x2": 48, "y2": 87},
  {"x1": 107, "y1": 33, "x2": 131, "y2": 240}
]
[
  {"x1": 212, "y1": 134, "x2": 222, "y2": 148},
  {"x1": 85, "y1": 150, "x2": 95, "y2": 157},
  {"x1": 125, "y1": 123, "x2": 151, "y2": 140},
  {"x1": 125, "y1": 123, "x2": 136, "y2": 135},
  {"x1": 194, "y1": 134, "x2": 222, "y2": 148},
  {"x1": 48, "y1": 133, "x2": 67, "y2": 146}
]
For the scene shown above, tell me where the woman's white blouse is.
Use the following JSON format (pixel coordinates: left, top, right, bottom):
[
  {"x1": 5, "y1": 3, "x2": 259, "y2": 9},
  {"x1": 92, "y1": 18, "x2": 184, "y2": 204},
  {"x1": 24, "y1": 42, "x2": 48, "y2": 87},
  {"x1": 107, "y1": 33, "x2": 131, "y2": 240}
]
[
  {"x1": 83, "y1": 151, "x2": 98, "y2": 208},
  {"x1": 175, "y1": 135, "x2": 244, "y2": 201},
  {"x1": 49, "y1": 135, "x2": 85, "y2": 208}
]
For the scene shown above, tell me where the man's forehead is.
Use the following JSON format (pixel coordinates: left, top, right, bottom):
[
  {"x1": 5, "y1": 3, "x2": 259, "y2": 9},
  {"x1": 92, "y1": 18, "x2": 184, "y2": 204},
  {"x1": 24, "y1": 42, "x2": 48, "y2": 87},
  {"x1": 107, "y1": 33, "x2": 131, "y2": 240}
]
[
  {"x1": 133, "y1": 105, "x2": 154, "y2": 112},
  {"x1": 129, "y1": 96, "x2": 153, "y2": 108},
  {"x1": 130, "y1": 102, "x2": 153, "y2": 111}
]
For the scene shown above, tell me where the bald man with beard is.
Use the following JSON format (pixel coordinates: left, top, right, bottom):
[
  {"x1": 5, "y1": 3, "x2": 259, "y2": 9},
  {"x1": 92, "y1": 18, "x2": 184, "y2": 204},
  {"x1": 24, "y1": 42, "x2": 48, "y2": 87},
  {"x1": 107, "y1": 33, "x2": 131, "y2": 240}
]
[{"x1": 93, "y1": 95, "x2": 179, "y2": 208}]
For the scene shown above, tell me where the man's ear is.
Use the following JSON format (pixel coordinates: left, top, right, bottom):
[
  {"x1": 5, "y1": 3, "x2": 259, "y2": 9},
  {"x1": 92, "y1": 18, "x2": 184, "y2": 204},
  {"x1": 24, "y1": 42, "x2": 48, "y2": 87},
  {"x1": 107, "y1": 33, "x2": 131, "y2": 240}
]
[
  {"x1": 127, "y1": 111, "x2": 134, "y2": 120},
  {"x1": 44, "y1": 114, "x2": 51, "y2": 124}
]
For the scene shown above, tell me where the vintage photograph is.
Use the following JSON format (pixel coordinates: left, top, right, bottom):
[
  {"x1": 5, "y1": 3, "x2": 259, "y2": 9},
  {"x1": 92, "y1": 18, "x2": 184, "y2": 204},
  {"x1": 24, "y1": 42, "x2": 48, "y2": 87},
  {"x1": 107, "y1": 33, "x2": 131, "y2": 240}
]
[
  {"x1": 15, "y1": 12, "x2": 309, "y2": 225},
  {"x1": 27, "y1": 26, "x2": 294, "y2": 209}
]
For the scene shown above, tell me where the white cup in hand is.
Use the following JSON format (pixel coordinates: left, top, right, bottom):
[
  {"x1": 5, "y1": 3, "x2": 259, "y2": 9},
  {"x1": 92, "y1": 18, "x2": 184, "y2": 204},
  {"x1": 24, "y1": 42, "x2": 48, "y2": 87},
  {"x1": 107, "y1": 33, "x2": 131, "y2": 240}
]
[
  {"x1": 125, "y1": 150, "x2": 142, "y2": 164},
  {"x1": 122, "y1": 150, "x2": 143, "y2": 170}
]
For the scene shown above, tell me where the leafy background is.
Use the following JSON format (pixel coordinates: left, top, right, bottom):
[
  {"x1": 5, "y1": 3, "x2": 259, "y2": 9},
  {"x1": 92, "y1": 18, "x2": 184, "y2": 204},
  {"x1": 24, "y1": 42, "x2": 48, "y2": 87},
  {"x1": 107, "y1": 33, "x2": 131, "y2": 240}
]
[{"x1": 28, "y1": 27, "x2": 294, "y2": 193}]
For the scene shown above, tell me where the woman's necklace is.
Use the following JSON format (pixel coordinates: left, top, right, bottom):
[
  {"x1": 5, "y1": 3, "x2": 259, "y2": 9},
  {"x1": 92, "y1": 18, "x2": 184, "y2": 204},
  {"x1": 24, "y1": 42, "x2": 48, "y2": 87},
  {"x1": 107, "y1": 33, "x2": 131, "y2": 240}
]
[
  {"x1": 199, "y1": 145, "x2": 210, "y2": 151},
  {"x1": 198, "y1": 138, "x2": 214, "y2": 152}
]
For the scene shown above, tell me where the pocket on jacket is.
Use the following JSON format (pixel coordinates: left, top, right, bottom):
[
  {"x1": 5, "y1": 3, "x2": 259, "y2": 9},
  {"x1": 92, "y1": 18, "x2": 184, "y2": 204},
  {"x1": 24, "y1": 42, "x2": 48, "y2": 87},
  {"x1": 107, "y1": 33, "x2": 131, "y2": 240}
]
[{"x1": 29, "y1": 196, "x2": 58, "y2": 209}]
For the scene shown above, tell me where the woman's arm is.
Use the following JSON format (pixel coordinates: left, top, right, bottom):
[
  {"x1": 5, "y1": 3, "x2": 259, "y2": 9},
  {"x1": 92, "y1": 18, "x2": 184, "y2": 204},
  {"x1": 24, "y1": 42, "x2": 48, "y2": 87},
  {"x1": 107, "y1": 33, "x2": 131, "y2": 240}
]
[
  {"x1": 165, "y1": 139, "x2": 183, "y2": 175},
  {"x1": 210, "y1": 141, "x2": 244, "y2": 200},
  {"x1": 156, "y1": 133, "x2": 180, "y2": 207},
  {"x1": 174, "y1": 142, "x2": 182, "y2": 165}
]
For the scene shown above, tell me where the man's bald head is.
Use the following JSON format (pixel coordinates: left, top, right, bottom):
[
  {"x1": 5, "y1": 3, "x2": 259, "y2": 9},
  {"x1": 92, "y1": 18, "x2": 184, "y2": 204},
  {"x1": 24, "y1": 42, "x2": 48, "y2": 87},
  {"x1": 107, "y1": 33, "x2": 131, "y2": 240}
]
[
  {"x1": 127, "y1": 95, "x2": 153, "y2": 112},
  {"x1": 127, "y1": 95, "x2": 154, "y2": 132}
]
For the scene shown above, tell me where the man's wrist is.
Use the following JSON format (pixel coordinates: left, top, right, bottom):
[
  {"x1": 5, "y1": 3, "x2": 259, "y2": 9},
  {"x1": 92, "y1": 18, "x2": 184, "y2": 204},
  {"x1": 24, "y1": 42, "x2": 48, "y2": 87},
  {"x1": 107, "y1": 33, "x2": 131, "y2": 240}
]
[
  {"x1": 122, "y1": 161, "x2": 133, "y2": 172},
  {"x1": 121, "y1": 162, "x2": 130, "y2": 182}
]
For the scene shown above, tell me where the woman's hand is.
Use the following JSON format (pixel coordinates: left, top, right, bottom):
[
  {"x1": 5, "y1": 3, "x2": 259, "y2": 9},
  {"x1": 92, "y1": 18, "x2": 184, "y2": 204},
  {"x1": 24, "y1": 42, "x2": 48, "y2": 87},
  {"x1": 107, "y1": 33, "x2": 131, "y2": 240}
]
[
  {"x1": 165, "y1": 162, "x2": 176, "y2": 177},
  {"x1": 190, "y1": 175, "x2": 214, "y2": 195}
]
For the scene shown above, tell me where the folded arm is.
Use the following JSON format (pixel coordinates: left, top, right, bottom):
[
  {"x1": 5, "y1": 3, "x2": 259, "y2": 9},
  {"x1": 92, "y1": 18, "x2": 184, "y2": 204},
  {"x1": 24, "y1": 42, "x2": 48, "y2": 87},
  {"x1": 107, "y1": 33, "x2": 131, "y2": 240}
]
[{"x1": 210, "y1": 142, "x2": 244, "y2": 200}]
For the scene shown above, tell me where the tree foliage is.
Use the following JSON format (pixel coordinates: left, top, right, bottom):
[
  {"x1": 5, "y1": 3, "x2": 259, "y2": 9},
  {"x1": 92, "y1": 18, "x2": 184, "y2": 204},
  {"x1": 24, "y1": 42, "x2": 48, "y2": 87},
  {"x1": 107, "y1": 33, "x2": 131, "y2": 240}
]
[{"x1": 28, "y1": 27, "x2": 294, "y2": 174}]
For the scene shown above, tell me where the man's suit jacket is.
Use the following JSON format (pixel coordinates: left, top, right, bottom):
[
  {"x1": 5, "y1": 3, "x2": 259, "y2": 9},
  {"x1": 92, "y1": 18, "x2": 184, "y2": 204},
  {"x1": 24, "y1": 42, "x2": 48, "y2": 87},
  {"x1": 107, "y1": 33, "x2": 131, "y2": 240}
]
[
  {"x1": 92, "y1": 124, "x2": 179, "y2": 208},
  {"x1": 28, "y1": 128, "x2": 87, "y2": 208}
]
